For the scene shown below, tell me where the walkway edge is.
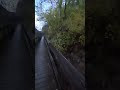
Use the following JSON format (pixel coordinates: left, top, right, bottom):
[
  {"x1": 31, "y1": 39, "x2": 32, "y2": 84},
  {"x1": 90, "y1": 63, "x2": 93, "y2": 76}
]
[{"x1": 44, "y1": 36, "x2": 62, "y2": 90}]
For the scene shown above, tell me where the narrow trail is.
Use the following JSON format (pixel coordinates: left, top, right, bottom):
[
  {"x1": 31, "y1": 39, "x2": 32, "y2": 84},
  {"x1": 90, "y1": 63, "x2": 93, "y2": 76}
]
[{"x1": 35, "y1": 36, "x2": 57, "y2": 90}]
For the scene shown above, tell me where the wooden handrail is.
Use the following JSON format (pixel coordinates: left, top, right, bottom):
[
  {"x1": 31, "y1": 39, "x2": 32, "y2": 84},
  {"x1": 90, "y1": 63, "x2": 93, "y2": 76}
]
[{"x1": 44, "y1": 37, "x2": 85, "y2": 90}]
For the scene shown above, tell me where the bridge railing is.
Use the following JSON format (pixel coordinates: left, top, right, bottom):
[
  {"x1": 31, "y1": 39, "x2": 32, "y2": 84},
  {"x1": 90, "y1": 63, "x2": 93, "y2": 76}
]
[
  {"x1": 21, "y1": 24, "x2": 34, "y2": 58},
  {"x1": 44, "y1": 37, "x2": 85, "y2": 90}
]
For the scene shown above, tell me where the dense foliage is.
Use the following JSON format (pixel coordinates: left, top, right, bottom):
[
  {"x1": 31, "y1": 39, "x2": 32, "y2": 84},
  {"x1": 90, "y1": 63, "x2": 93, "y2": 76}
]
[{"x1": 43, "y1": 0, "x2": 85, "y2": 53}]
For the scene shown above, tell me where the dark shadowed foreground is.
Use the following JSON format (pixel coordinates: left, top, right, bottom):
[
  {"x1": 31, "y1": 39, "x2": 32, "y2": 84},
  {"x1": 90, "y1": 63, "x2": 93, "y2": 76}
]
[{"x1": 0, "y1": 25, "x2": 33, "y2": 90}]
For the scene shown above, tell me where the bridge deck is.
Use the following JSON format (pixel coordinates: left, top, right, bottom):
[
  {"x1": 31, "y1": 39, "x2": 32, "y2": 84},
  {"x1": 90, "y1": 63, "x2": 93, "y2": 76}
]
[
  {"x1": 35, "y1": 36, "x2": 57, "y2": 90},
  {"x1": 0, "y1": 25, "x2": 33, "y2": 90}
]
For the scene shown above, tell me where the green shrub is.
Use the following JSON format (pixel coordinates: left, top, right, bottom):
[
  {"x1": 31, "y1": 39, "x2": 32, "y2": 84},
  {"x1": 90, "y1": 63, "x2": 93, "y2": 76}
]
[{"x1": 43, "y1": 1, "x2": 85, "y2": 52}]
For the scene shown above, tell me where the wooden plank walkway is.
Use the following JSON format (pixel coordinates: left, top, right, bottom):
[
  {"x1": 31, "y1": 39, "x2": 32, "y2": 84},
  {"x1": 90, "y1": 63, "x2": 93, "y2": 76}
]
[{"x1": 35, "y1": 36, "x2": 57, "y2": 90}]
